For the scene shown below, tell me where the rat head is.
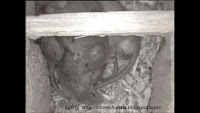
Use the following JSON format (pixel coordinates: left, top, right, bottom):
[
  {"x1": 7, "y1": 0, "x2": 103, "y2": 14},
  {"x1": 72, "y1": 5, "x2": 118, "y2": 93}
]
[
  {"x1": 72, "y1": 36, "x2": 109, "y2": 74},
  {"x1": 75, "y1": 45, "x2": 106, "y2": 74}
]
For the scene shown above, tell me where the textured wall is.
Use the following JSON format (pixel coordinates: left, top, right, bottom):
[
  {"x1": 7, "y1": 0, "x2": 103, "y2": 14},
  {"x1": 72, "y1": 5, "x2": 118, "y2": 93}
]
[
  {"x1": 151, "y1": 33, "x2": 174, "y2": 112},
  {"x1": 26, "y1": 39, "x2": 51, "y2": 112}
]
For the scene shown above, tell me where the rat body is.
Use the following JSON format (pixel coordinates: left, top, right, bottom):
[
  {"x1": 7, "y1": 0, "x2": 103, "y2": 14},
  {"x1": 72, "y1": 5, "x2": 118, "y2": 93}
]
[
  {"x1": 36, "y1": 36, "x2": 108, "y2": 105},
  {"x1": 95, "y1": 36, "x2": 141, "y2": 89},
  {"x1": 35, "y1": 36, "x2": 64, "y2": 75},
  {"x1": 72, "y1": 36, "x2": 114, "y2": 74},
  {"x1": 35, "y1": 36, "x2": 68, "y2": 98},
  {"x1": 54, "y1": 50, "x2": 104, "y2": 105},
  {"x1": 72, "y1": 36, "x2": 117, "y2": 86},
  {"x1": 36, "y1": 37, "x2": 64, "y2": 66},
  {"x1": 74, "y1": 36, "x2": 141, "y2": 90},
  {"x1": 108, "y1": 36, "x2": 141, "y2": 60},
  {"x1": 84, "y1": 1, "x2": 142, "y2": 89}
]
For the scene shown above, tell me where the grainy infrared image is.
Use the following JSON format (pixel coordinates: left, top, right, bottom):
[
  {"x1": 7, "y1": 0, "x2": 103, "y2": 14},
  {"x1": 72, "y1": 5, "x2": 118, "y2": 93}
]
[{"x1": 26, "y1": 1, "x2": 174, "y2": 113}]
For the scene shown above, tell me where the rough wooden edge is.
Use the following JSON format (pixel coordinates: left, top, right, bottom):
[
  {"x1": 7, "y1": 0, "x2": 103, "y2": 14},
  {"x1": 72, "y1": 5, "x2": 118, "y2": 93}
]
[
  {"x1": 168, "y1": 32, "x2": 174, "y2": 113},
  {"x1": 26, "y1": 11, "x2": 174, "y2": 40}
]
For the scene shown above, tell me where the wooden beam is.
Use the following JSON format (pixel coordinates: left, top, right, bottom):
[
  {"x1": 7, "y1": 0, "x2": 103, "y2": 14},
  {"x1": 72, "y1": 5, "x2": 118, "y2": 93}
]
[{"x1": 26, "y1": 11, "x2": 174, "y2": 40}]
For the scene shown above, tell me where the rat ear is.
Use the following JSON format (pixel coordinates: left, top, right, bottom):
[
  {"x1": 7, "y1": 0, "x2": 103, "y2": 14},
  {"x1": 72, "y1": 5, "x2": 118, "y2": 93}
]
[{"x1": 91, "y1": 45, "x2": 99, "y2": 55}]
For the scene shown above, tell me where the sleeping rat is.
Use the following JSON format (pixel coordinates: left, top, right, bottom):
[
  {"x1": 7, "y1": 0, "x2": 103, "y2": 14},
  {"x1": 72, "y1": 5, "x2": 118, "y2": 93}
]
[
  {"x1": 36, "y1": 37, "x2": 106, "y2": 105},
  {"x1": 53, "y1": 50, "x2": 105, "y2": 105},
  {"x1": 72, "y1": 36, "x2": 115, "y2": 74},
  {"x1": 69, "y1": 36, "x2": 118, "y2": 89},
  {"x1": 94, "y1": 36, "x2": 142, "y2": 89},
  {"x1": 35, "y1": 36, "x2": 64, "y2": 76},
  {"x1": 48, "y1": 36, "x2": 119, "y2": 105},
  {"x1": 35, "y1": 36, "x2": 71, "y2": 98},
  {"x1": 70, "y1": 35, "x2": 140, "y2": 91}
]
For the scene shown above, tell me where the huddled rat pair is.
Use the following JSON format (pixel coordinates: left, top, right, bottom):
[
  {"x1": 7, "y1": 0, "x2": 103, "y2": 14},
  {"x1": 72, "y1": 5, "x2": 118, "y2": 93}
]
[{"x1": 35, "y1": 1, "x2": 141, "y2": 105}]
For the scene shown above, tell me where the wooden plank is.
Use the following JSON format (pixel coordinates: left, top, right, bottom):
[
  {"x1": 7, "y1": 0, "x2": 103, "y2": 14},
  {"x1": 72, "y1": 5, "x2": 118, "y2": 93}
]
[{"x1": 26, "y1": 11, "x2": 174, "y2": 40}]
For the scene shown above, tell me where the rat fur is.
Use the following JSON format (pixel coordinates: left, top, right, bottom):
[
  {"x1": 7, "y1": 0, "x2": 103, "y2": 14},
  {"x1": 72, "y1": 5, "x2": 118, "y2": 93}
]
[
  {"x1": 36, "y1": 37, "x2": 106, "y2": 105},
  {"x1": 54, "y1": 50, "x2": 105, "y2": 105},
  {"x1": 72, "y1": 36, "x2": 115, "y2": 74},
  {"x1": 35, "y1": 36, "x2": 69, "y2": 98},
  {"x1": 94, "y1": 36, "x2": 141, "y2": 89}
]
